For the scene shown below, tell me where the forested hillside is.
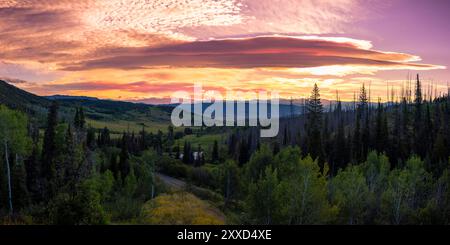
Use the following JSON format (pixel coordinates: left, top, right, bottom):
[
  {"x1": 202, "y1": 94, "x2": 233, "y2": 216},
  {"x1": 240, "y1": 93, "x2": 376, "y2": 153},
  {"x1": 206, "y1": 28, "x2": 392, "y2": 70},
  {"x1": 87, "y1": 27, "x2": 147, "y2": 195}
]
[{"x1": 0, "y1": 75, "x2": 449, "y2": 224}]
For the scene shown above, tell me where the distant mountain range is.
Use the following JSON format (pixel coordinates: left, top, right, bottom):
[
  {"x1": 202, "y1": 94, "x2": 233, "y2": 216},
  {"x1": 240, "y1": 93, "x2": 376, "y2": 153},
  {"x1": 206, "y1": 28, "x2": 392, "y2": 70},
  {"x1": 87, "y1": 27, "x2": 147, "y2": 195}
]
[
  {"x1": 1, "y1": 78, "x2": 363, "y2": 123},
  {"x1": 45, "y1": 95, "x2": 100, "y2": 101}
]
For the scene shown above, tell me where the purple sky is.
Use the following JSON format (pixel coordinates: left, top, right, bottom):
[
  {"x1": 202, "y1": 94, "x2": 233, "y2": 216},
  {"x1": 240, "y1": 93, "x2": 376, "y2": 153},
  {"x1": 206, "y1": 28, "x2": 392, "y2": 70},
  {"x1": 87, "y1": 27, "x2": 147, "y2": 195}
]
[{"x1": 355, "y1": 0, "x2": 450, "y2": 82}]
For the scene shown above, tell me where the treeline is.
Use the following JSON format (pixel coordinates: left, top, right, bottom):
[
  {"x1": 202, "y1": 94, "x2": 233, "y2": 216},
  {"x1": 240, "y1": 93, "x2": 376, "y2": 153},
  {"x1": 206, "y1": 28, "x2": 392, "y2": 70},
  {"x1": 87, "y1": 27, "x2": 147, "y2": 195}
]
[
  {"x1": 0, "y1": 103, "x2": 156, "y2": 224},
  {"x1": 217, "y1": 75, "x2": 450, "y2": 224},
  {"x1": 227, "y1": 75, "x2": 449, "y2": 177}
]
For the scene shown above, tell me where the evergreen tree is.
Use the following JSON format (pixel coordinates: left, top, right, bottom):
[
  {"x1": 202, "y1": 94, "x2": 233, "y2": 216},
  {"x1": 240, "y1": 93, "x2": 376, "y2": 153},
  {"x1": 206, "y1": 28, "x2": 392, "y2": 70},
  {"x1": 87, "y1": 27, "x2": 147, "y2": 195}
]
[
  {"x1": 332, "y1": 118, "x2": 347, "y2": 174},
  {"x1": 390, "y1": 103, "x2": 402, "y2": 167},
  {"x1": 212, "y1": 140, "x2": 219, "y2": 163},
  {"x1": 353, "y1": 85, "x2": 370, "y2": 163},
  {"x1": 167, "y1": 125, "x2": 174, "y2": 146},
  {"x1": 74, "y1": 108, "x2": 80, "y2": 128},
  {"x1": 182, "y1": 141, "x2": 192, "y2": 164},
  {"x1": 86, "y1": 127, "x2": 96, "y2": 150},
  {"x1": 79, "y1": 107, "x2": 86, "y2": 129},
  {"x1": 73, "y1": 107, "x2": 86, "y2": 130},
  {"x1": 98, "y1": 127, "x2": 110, "y2": 147},
  {"x1": 139, "y1": 125, "x2": 147, "y2": 151},
  {"x1": 63, "y1": 125, "x2": 77, "y2": 192},
  {"x1": 174, "y1": 143, "x2": 181, "y2": 160},
  {"x1": 400, "y1": 97, "x2": 411, "y2": 165},
  {"x1": 360, "y1": 85, "x2": 370, "y2": 160},
  {"x1": 413, "y1": 74, "x2": 424, "y2": 157},
  {"x1": 119, "y1": 133, "x2": 130, "y2": 184},
  {"x1": 25, "y1": 140, "x2": 41, "y2": 202},
  {"x1": 41, "y1": 101, "x2": 59, "y2": 199},
  {"x1": 238, "y1": 139, "x2": 249, "y2": 166},
  {"x1": 109, "y1": 152, "x2": 119, "y2": 180},
  {"x1": 11, "y1": 158, "x2": 29, "y2": 211},
  {"x1": 375, "y1": 99, "x2": 388, "y2": 153},
  {"x1": 305, "y1": 84, "x2": 324, "y2": 165},
  {"x1": 228, "y1": 133, "x2": 237, "y2": 156},
  {"x1": 352, "y1": 108, "x2": 362, "y2": 163}
]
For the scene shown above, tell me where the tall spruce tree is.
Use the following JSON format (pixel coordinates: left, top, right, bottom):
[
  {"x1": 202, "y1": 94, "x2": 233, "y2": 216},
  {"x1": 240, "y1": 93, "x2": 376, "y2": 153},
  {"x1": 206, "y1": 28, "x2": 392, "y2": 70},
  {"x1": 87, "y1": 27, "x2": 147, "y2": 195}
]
[
  {"x1": 41, "y1": 101, "x2": 59, "y2": 198},
  {"x1": 413, "y1": 74, "x2": 424, "y2": 157},
  {"x1": 212, "y1": 140, "x2": 219, "y2": 163},
  {"x1": 119, "y1": 133, "x2": 130, "y2": 184},
  {"x1": 375, "y1": 99, "x2": 388, "y2": 153},
  {"x1": 359, "y1": 85, "x2": 370, "y2": 160},
  {"x1": 306, "y1": 84, "x2": 324, "y2": 165}
]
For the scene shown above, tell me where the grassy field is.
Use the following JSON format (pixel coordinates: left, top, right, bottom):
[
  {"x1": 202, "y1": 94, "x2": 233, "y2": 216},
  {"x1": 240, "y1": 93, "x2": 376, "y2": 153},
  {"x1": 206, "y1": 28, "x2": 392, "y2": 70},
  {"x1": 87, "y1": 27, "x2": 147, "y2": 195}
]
[
  {"x1": 175, "y1": 133, "x2": 225, "y2": 150},
  {"x1": 86, "y1": 118, "x2": 170, "y2": 134}
]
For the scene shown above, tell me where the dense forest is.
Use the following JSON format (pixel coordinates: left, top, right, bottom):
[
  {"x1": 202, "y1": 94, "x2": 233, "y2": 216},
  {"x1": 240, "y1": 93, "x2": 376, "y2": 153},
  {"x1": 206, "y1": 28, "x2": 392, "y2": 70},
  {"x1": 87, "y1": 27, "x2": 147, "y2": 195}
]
[{"x1": 0, "y1": 75, "x2": 449, "y2": 224}]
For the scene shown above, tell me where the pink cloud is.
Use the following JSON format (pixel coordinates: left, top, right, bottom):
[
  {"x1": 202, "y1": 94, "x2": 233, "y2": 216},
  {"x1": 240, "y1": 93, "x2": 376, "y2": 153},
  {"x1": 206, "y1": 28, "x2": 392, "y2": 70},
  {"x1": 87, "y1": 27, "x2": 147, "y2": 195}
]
[{"x1": 62, "y1": 36, "x2": 444, "y2": 71}]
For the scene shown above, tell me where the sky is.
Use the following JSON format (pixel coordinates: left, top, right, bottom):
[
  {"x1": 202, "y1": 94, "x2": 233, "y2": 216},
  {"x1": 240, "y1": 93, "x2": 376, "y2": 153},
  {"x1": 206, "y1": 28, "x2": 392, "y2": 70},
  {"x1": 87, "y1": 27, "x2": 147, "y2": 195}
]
[{"x1": 0, "y1": 0, "x2": 449, "y2": 103}]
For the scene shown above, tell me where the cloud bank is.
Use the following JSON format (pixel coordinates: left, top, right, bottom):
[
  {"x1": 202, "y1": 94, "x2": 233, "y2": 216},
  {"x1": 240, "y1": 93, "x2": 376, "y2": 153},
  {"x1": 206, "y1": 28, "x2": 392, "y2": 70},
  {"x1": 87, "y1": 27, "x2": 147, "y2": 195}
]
[{"x1": 63, "y1": 36, "x2": 444, "y2": 71}]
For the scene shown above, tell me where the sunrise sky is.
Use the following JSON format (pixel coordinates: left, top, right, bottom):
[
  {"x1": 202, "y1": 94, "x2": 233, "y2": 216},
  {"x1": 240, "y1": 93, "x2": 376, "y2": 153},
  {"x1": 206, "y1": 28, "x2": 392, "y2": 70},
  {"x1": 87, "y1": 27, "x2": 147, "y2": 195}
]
[{"x1": 1, "y1": 0, "x2": 449, "y2": 103}]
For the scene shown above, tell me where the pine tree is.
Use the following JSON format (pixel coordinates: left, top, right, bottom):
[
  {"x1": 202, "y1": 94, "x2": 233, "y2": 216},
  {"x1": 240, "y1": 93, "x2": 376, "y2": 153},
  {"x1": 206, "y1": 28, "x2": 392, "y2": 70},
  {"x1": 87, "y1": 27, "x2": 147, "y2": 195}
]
[
  {"x1": 238, "y1": 139, "x2": 249, "y2": 166},
  {"x1": 332, "y1": 118, "x2": 347, "y2": 174},
  {"x1": 11, "y1": 158, "x2": 29, "y2": 211},
  {"x1": 98, "y1": 127, "x2": 110, "y2": 147},
  {"x1": 400, "y1": 97, "x2": 411, "y2": 165},
  {"x1": 272, "y1": 141, "x2": 280, "y2": 155},
  {"x1": 413, "y1": 74, "x2": 424, "y2": 157},
  {"x1": 423, "y1": 103, "x2": 433, "y2": 159},
  {"x1": 25, "y1": 140, "x2": 41, "y2": 202},
  {"x1": 74, "y1": 107, "x2": 86, "y2": 130},
  {"x1": 86, "y1": 127, "x2": 96, "y2": 150},
  {"x1": 155, "y1": 130, "x2": 163, "y2": 155},
  {"x1": 375, "y1": 99, "x2": 388, "y2": 153},
  {"x1": 63, "y1": 125, "x2": 77, "y2": 192},
  {"x1": 41, "y1": 101, "x2": 59, "y2": 199},
  {"x1": 109, "y1": 152, "x2": 119, "y2": 180},
  {"x1": 359, "y1": 85, "x2": 370, "y2": 160},
  {"x1": 212, "y1": 140, "x2": 219, "y2": 163},
  {"x1": 195, "y1": 144, "x2": 202, "y2": 166},
  {"x1": 167, "y1": 125, "x2": 174, "y2": 146},
  {"x1": 305, "y1": 84, "x2": 324, "y2": 165},
  {"x1": 182, "y1": 141, "x2": 191, "y2": 164},
  {"x1": 79, "y1": 107, "x2": 85, "y2": 129},
  {"x1": 228, "y1": 133, "x2": 237, "y2": 156},
  {"x1": 174, "y1": 143, "x2": 181, "y2": 160},
  {"x1": 139, "y1": 125, "x2": 147, "y2": 151},
  {"x1": 73, "y1": 108, "x2": 80, "y2": 129},
  {"x1": 390, "y1": 103, "x2": 401, "y2": 167},
  {"x1": 282, "y1": 126, "x2": 289, "y2": 146},
  {"x1": 119, "y1": 133, "x2": 130, "y2": 184}
]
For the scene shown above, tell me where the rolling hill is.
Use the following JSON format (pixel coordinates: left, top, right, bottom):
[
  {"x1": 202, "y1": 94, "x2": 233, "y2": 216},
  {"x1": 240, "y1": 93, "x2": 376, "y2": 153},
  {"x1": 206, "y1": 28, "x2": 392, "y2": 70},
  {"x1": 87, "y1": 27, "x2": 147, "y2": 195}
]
[
  {"x1": 0, "y1": 79, "x2": 172, "y2": 134},
  {"x1": 0, "y1": 79, "x2": 50, "y2": 117}
]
